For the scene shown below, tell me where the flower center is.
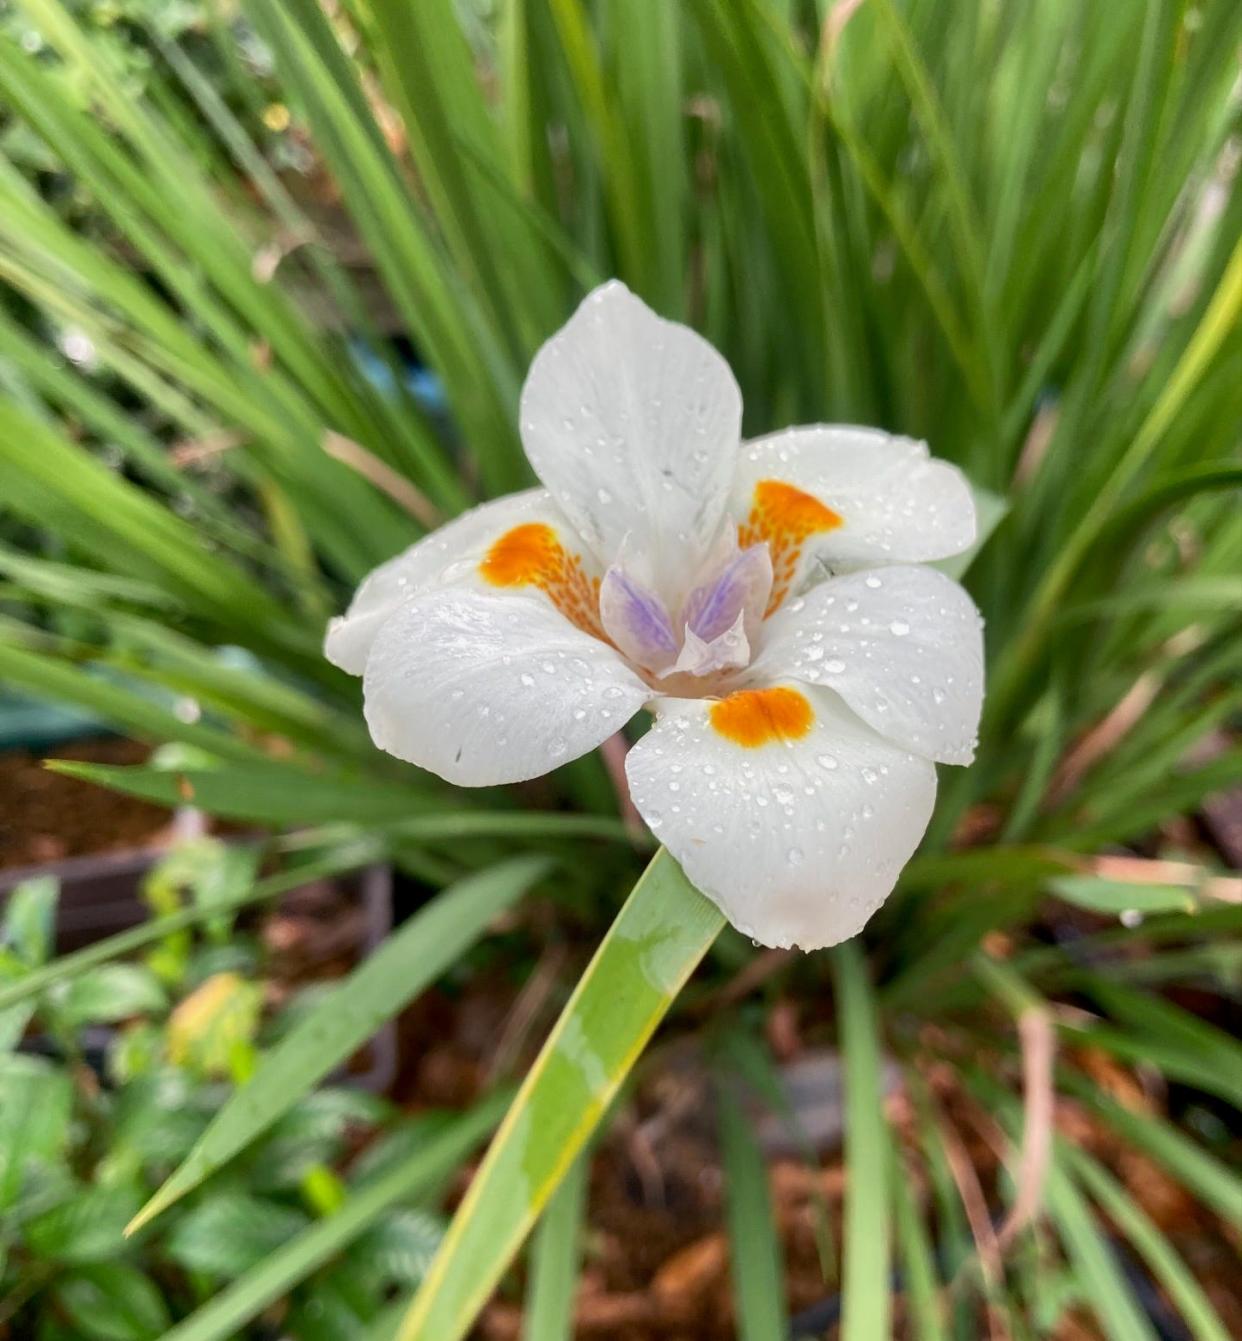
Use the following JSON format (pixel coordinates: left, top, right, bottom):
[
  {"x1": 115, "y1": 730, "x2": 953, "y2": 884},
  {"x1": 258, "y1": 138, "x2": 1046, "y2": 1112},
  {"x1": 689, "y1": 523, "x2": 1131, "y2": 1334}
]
[{"x1": 597, "y1": 541, "x2": 773, "y2": 692}]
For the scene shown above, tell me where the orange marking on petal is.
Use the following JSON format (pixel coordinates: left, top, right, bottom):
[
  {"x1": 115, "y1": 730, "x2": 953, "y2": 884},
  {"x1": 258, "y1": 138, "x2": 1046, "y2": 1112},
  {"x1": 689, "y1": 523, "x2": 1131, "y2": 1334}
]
[
  {"x1": 709, "y1": 686, "x2": 815, "y2": 748},
  {"x1": 481, "y1": 522, "x2": 604, "y2": 638},
  {"x1": 738, "y1": 479, "x2": 843, "y2": 614}
]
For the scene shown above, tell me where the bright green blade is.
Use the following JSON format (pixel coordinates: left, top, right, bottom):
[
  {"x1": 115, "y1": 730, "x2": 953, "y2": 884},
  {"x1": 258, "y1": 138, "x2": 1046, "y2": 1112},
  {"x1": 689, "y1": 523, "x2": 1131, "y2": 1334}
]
[
  {"x1": 0, "y1": 844, "x2": 382, "y2": 1015},
  {"x1": 833, "y1": 940, "x2": 892, "y2": 1340},
  {"x1": 46, "y1": 761, "x2": 440, "y2": 825},
  {"x1": 397, "y1": 849, "x2": 724, "y2": 1341},
  {"x1": 129, "y1": 857, "x2": 550, "y2": 1235},
  {"x1": 1060, "y1": 1078, "x2": 1242, "y2": 1232},
  {"x1": 1065, "y1": 1148, "x2": 1231, "y2": 1341},
  {"x1": 891, "y1": 1153, "x2": 947, "y2": 1341},
  {"x1": 160, "y1": 1097, "x2": 507, "y2": 1341},
  {"x1": 521, "y1": 1151, "x2": 590, "y2": 1341},
  {"x1": 718, "y1": 1069, "x2": 787, "y2": 1339},
  {"x1": 1044, "y1": 1159, "x2": 1158, "y2": 1341}
]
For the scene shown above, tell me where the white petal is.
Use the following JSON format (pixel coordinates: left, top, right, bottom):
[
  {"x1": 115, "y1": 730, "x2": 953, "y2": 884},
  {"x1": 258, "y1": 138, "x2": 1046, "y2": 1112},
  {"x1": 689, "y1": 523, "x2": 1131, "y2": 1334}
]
[
  {"x1": 750, "y1": 566, "x2": 983, "y2": 764},
  {"x1": 325, "y1": 490, "x2": 572, "y2": 674},
  {"x1": 732, "y1": 427, "x2": 976, "y2": 581},
  {"x1": 363, "y1": 588, "x2": 650, "y2": 786},
  {"x1": 519, "y1": 281, "x2": 742, "y2": 588},
  {"x1": 626, "y1": 686, "x2": 936, "y2": 950}
]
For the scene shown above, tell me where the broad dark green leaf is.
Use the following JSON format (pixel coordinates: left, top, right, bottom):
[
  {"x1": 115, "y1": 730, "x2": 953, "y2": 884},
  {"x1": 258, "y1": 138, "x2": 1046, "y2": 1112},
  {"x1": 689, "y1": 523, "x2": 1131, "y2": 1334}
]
[
  {"x1": 165, "y1": 1194, "x2": 310, "y2": 1279},
  {"x1": 160, "y1": 1098, "x2": 507, "y2": 1341},
  {"x1": 26, "y1": 1184, "x2": 144, "y2": 1265},
  {"x1": 52, "y1": 1264, "x2": 171, "y2": 1341}
]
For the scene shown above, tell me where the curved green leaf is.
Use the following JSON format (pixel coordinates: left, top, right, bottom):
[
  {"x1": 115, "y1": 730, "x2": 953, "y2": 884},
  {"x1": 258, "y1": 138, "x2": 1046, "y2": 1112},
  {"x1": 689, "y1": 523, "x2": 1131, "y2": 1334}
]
[
  {"x1": 719, "y1": 1071, "x2": 787, "y2": 1340},
  {"x1": 1066, "y1": 1149, "x2": 1231, "y2": 1341},
  {"x1": 521, "y1": 1151, "x2": 589, "y2": 1341},
  {"x1": 0, "y1": 845, "x2": 382, "y2": 1015},
  {"x1": 129, "y1": 856, "x2": 550, "y2": 1234}
]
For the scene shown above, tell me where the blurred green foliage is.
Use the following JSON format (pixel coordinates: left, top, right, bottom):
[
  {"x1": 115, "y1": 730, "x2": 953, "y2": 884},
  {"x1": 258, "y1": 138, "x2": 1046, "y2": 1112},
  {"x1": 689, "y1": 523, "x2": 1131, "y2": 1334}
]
[{"x1": 0, "y1": 850, "x2": 457, "y2": 1340}]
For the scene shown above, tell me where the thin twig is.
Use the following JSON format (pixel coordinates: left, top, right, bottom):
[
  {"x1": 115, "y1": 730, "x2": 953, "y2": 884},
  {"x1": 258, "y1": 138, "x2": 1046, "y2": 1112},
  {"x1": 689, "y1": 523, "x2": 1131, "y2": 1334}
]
[
  {"x1": 1048, "y1": 625, "x2": 1206, "y2": 806},
  {"x1": 1089, "y1": 853, "x2": 1242, "y2": 904},
  {"x1": 170, "y1": 430, "x2": 245, "y2": 468},
  {"x1": 994, "y1": 1004, "x2": 1056, "y2": 1256},
  {"x1": 486, "y1": 941, "x2": 566, "y2": 1084},
  {"x1": 252, "y1": 228, "x2": 314, "y2": 284},
  {"x1": 691, "y1": 947, "x2": 794, "y2": 1017},
  {"x1": 599, "y1": 731, "x2": 646, "y2": 845},
  {"x1": 322, "y1": 430, "x2": 443, "y2": 528},
  {"x1": 939, "y1": 1112, "x2": 1005, "y2": 1309}
]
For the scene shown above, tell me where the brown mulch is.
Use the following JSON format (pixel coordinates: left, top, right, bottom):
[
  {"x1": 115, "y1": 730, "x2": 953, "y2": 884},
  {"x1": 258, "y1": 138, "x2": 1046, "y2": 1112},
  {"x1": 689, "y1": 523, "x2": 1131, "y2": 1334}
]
[{"x1": 0, "y1": 738, "x2": 170, "y2": 868}]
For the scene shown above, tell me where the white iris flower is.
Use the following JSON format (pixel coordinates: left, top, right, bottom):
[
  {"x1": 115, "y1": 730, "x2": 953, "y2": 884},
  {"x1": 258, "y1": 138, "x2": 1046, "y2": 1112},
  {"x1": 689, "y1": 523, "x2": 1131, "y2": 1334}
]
[{"x1": 327, "y1": 282, "x2": 984, "y2": 950}]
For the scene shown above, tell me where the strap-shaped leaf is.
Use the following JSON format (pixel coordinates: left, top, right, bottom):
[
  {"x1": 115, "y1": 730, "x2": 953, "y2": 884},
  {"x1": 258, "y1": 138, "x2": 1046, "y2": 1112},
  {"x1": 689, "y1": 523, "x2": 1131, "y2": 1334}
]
[
  {"x1": 128, "y1": 856, "x2": 550, "y2": 1234},
  {"x1": 521, "y1": 1151, "x2": 589, "y2": 1341},
  {"x1": 0, "y1": 846, "x2": 381, "y2": 1016},
  {"x1": 718, "y1": 1068, "x2": 787, "y2": 1340},
  {"x1": 397, "y1": 848, "x2": 723, "y2": 1341},
  {"x1": 833, "y1": 941, "x2": 893, "y2": 1340}
]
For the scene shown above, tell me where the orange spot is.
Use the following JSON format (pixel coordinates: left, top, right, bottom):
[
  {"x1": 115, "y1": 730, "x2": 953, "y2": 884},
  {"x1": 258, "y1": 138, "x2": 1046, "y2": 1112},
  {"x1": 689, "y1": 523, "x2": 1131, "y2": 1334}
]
[
  {"x1": 481, "y1": 523, "x2": 604, "y2": 638},
  {"x1": 709, "y1": 686, "x2": 814, "y2": 748},
  {"x1": 738, "y1": 479, "x2": 843, "y2": 614}
]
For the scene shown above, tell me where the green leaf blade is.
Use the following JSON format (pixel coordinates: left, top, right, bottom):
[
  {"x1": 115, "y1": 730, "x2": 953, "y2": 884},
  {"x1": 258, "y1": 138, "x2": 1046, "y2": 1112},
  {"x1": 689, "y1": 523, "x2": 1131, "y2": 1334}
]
[
  {"x1": 398, "y1": 849, "x2": 723, "y2": 1341},
  {"x1": 129, "y1": 856, "x2": 549, "y2": 1234},
  {"x1": 833, "y1": 940, "x2": 892, "y2": 1341}
]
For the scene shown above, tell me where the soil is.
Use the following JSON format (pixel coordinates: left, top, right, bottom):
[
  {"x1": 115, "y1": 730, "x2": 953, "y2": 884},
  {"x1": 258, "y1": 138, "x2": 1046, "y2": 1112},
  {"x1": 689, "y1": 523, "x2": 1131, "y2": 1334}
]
[{"x1": 0, "y1": 738, "x2": 170, "y2": 867}]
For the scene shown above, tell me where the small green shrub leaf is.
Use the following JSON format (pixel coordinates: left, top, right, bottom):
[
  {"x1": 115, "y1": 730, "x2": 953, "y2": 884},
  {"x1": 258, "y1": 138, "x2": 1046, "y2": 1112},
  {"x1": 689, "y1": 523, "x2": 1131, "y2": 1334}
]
[
  {"x1": 129, "y1": 856, "x2": 549, "y2": 1233},
  {"x1": 51, "y1": 1264, "x2": 171, "y2": 1341}
]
